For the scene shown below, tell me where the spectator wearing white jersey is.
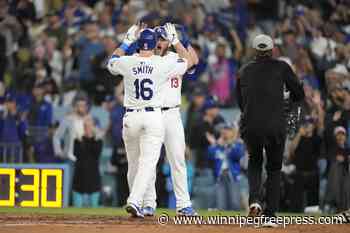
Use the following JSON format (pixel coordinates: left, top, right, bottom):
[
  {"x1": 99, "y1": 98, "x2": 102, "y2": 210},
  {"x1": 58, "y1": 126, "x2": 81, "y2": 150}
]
[{"x1": 53, "y1": 92, "x2": 90, "y2": 162}]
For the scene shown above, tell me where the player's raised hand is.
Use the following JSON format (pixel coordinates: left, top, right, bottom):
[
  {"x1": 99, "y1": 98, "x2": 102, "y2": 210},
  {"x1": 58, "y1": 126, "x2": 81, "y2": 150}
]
[
  {"x1": 176, "y1": 24, "x2": 191, "y2": 48},
  {"x1": 123, "y1": 24, "x2": 138, "y2": 45},
  {"x1": 135, "y1": 21, "x2": 147, "y2": 38},
  {"x1": 164, "y1": 23, "x2": 179, "y2": 45},
  {"x1": 123, "y1": 22, "x2": 147, "y2": 46}
]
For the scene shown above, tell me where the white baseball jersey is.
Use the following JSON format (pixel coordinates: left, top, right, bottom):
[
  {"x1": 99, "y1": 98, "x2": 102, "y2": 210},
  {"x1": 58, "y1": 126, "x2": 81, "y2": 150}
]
[
  {"x1": 107, "y1": 52, "x2": 189, "y2": 209},
  {"x1": 143, "y1": 52, "x2": 192, "y2": 210},
  {"x1": 107, "y1": 54, "x2": 188, "y2": 108},
  {"x1": 162, "y1": 52, "x2": 183, "y2": 107}
]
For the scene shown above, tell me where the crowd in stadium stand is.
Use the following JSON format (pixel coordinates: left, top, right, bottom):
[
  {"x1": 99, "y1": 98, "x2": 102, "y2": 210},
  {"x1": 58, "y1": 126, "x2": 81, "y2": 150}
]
[{"x1": 0, "y1": 0, "x2": 350, "y2": 213}]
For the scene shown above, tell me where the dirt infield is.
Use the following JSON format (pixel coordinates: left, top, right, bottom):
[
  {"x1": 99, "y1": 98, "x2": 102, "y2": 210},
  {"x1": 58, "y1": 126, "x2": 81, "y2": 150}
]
[{"x1": 0, "y1": 214, "x2": 349, "y2": 233}]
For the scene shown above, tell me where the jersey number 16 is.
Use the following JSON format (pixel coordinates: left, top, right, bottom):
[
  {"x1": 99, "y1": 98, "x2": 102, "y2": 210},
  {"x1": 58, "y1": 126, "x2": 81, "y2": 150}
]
[{"x1": 134, "y1": 78, "x2": 154, "y2": 100}]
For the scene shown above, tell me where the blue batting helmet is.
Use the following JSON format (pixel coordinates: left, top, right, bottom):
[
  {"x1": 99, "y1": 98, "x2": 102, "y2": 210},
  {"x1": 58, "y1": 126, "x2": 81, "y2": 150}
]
[{"x1": 137, "y1": 28, "x2": 157, "y2": 50}]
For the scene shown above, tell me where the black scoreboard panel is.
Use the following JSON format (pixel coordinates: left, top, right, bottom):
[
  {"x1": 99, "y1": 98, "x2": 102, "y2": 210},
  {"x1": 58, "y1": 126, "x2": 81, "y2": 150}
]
[
  {"x1": 0, "y1": 171, "x2": 12, "y2": 203},
  {"x1": 0, "y1": 168, "x2": 63, "y2": 207}
]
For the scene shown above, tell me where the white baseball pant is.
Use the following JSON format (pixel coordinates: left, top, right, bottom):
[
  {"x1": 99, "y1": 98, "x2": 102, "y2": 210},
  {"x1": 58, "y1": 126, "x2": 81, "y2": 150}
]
[
  {"x1": 143, "y1": 107, "x2": 192, "y2": 209},
  {"x1": 123, "y1": 109, "x2": 164, "y2": 207}
]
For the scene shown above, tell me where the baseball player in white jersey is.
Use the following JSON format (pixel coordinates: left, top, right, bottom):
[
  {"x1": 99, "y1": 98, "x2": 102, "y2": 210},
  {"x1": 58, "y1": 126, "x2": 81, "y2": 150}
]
[
  {"x1": 142, "y1": 26, "x2": 199, "y2": 216},
  {"x1": 107, "y1": 23, "x2": 195, "y2": 218}
]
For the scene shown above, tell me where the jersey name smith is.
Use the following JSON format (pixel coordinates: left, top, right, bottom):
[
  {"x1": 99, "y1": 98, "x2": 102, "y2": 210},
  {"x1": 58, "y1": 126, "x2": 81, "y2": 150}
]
[{"x1": 132, "y1": 62, "x2": 154, "y2": 75}]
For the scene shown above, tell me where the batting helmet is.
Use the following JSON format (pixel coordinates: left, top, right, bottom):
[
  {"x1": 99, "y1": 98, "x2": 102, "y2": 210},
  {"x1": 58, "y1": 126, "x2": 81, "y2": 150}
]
[{"x1": 137, "y1": 28, "x2": 157, "y2": 50}]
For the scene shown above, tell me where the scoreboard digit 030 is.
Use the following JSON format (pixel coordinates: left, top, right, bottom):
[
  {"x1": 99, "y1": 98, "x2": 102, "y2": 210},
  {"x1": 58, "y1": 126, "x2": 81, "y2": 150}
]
[{"x1": 0, "y1": 164, "x2": 70, "y2": 208}]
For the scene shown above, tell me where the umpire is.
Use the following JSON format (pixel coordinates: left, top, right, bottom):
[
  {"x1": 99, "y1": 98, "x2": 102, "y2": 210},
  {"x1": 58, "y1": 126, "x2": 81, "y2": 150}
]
[{"x1": 236, "y1": 35, "x2": 305, "y2": 219}]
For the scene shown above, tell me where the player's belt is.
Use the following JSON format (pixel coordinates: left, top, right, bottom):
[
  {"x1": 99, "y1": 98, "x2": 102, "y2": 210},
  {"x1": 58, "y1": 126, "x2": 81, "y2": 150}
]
[
  {"x1": 161, "y1": 105, "x2": 180, "y2": 111},
  {"x1": 126, "y1": 107, "x2": 155, "y2": 112}
]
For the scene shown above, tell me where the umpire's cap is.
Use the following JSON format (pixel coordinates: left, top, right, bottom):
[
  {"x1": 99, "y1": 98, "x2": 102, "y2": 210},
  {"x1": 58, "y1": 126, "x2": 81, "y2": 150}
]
[
  {"x1": 252, "y1": 34, "x2": 274, "y2": 51},
  {"x1": 137, "y1": 28, "x2": 157, "y2": 50}
]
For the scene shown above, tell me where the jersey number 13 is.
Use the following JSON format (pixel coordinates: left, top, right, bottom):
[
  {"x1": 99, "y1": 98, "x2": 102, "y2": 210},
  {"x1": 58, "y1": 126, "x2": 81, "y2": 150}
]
[{"x1": 134, "y1": 78, "x2": 154, "y2": 100}]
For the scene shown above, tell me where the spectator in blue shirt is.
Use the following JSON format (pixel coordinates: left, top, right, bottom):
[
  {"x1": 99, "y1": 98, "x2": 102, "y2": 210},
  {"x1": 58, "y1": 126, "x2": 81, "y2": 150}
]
[
  {"x1": 0, "y1": 92, "x2": 27, "y2": 163},
  {"x1": 28, "y1": 82, "x2": 53, "y2": 128},
  {"x1": 182, "y1": 44, "x2": 208, "y2": 94},
  {"x1": 109, "y1": 97, "x2": 124, "y2": 148},
  {"x1": 76, "y1": 22, "x2": 105, "y2": 94},
  {"x1": 27, "y1": 82, "x2": 53, "y2": 162},
  {"x1": 207, "y1": 122, "x2": 245, "y2": 210},
  {"x1": 33, "y1": 123, "x2": 61, "y2": 163}
]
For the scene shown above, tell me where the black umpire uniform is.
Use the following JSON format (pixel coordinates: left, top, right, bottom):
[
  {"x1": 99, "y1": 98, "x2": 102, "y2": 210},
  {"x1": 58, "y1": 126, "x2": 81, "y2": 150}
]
[{"x1": 236, "y1": 35, "x2": 305, "y2": 216}]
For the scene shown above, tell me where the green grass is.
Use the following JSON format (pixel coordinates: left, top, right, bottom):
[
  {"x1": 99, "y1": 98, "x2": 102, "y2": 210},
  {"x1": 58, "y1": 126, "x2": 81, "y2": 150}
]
[
  {"x1": 0, "y1": 207, "x2": 322, "y2": 217},
  {"x1": 0, "y1": 207, "x2": 127, "y2": 216}
]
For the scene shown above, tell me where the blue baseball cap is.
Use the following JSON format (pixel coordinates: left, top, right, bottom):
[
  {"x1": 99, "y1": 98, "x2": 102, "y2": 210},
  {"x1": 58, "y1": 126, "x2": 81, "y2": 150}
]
[
  {"x1": 203, "y1": 98, "x2": 219, "y2": 111},
  {"x1": 5, "y1": 92, "x2": 16, "y2": 102}
]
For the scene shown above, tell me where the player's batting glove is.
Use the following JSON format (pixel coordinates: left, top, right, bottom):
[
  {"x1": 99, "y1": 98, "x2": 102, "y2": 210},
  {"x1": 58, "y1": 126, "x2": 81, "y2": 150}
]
[
  {"x1": 164, "y1": 23, "x2": 180, "y2": 45},
  {"x1": 123, "y1": 24, "x2": 139, "y2": 46},
  {"x1": 107, "y1": 56, "x2": 119, "y2": 76},
  {"x1": 178, "y1": 25, "x2": 191, "y2": 48}
]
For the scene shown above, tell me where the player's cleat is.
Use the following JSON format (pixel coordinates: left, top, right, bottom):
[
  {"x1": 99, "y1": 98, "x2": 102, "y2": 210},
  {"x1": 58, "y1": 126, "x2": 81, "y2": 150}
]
[
  {"x1": 248, "y1": 203, "x2": 262, "y2": 217},
  {"x1": 260, "y1": 220, "x2": 279, "y2": 228},
  {"x1": 243, "y1": 203, "x2": 263, "y2": 228},
  {"x1": 176, "y1": 207, "x2": 198, "y2": 216},
  {"x1": 334, "y1": 209, "x2": 350, "y2": 223},
  {"x1": 259, "y1": 214, "x2": 280, "y2": 228},
  {"x1": 143, "y1": 207, "x2": 155, "y2": 217},
  {"x1": 125, "y1": 203, "x2": 144, "y2": 218}
]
